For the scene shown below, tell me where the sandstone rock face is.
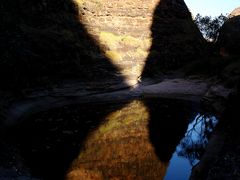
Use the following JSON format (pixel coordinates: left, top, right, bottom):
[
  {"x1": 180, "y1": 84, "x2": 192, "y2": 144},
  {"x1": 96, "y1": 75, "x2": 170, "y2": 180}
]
[
  {"x1": 0, "y1": 0, "x2": 125, "y2": 90},
  {"x1": 76, "y1": 0, "x2": 205, "y2": 84},
  {"x1": 0, "y1": 0, "x2": 205, "y2": 90},
  {"x1": 75, "y1": 0, "x2": 156, "y2": 85},
  {"x1": 229, "y1": 7, "x2": 240, "y2": 18},
  {"x1": 217, "y1": 7, "x2": 240, "y2": 55}
]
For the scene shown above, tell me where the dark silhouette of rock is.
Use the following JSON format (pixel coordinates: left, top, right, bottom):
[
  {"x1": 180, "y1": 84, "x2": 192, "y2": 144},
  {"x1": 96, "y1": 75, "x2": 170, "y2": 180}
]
[
  {"x1": 217, "y1": 7, "x2": 240, "y2": 56},
  {"x1": 0, "y1": 0, "x2": 125, "y2": 91},
  {"x1": 145, "y1": 98, "x2": 196, "y2": 162},
  {"x1": 141, "y1": 0, "x2": 206, "y2": 78}
]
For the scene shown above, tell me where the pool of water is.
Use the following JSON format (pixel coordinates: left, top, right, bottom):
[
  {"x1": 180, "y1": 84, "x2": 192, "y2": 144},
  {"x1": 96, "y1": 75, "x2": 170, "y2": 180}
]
[
  {"x1": 2, "y1": 98, "x2": 218, "y2": 180},
  {"x1": 165, "y1": 114, "x2": 218, "y2": 180}
]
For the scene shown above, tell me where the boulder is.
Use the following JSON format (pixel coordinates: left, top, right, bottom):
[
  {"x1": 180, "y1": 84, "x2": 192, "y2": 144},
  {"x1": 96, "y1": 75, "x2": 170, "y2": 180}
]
[{"x1": 217, "y1": 7, "x2": 240, "y2": 55}]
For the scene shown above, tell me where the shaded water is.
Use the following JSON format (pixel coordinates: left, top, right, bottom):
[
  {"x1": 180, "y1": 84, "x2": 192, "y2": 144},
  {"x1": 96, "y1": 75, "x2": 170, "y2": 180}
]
[{"x1": 2, "y1": 98, "x2": 218, "y2": 180}]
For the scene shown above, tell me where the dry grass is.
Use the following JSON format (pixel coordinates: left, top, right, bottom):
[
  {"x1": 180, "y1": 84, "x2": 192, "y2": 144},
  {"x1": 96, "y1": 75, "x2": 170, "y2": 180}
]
[{"x1": 105, "y1": 50, "x2": 122, "y2": 61}]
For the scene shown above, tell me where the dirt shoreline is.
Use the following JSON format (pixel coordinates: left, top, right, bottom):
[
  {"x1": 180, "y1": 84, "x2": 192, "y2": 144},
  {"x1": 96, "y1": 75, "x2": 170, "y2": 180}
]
[{"x1": 2, "y1": 78, "x2": 229, "y2": 128}]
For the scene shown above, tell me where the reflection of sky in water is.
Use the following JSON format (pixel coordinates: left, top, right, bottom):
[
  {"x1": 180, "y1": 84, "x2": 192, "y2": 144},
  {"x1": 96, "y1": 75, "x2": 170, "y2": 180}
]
[
  {"x1": 164, "y1": 114, "x2": 218, "y2": 180},
  {"x1": 183, "y1": 114, "x2": 218, "y2": 144},
  {"x1": 164, "y1": 153, "x2": 191, "y2": 180}
]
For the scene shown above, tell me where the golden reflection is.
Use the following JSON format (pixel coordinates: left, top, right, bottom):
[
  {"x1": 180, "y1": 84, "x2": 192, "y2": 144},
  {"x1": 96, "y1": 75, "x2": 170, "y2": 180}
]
[{"x1": 66, "y1": 100, "x2": 168, "y2": 180}]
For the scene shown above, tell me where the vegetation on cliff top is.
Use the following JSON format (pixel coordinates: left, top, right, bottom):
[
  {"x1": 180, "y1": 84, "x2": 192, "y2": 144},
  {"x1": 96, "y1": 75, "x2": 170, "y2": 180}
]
[
  {"x1": 194, "y1": 14, "x2": 227, "y2": 42},
  {"x1": 181, "y1": 13, "x2": 240, "y2": 89}
]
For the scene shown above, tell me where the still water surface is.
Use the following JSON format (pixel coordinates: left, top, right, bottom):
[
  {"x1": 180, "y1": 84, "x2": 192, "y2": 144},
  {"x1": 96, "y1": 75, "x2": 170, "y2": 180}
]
[{"x1": 8, "y1": 98, "x2": 218, "y2": 180}]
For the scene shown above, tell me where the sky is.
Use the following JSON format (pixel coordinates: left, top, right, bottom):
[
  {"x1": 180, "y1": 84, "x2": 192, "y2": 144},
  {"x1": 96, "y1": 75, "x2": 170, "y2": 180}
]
[{"x1": 184, "y1": 0, "x2": 240, "y2": 17}]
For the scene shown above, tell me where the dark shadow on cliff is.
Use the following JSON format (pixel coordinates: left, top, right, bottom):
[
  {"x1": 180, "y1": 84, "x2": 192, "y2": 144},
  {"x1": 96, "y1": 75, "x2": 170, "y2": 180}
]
[
  {"x1": 141, "y1": 0, "x2": 206, "y2": 79},
  {"x1": 0, "y1": 0, "x2": 126, "y2": 92},
  {"x1": 144, "y1": 98, "x2": 197, "y2": 162},
  {"x1": 217, "y1": 15, "x2": 240, "y2": 56},
  {"x1": 0, "y1": 0, "x2": 129, "y2": 179}
]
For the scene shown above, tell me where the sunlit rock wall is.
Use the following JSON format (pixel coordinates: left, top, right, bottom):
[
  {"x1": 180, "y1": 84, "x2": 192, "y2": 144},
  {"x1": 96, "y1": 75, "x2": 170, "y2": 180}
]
[
  {"x1": 74, "y1": 0, "x2": 155, "y2": 85},
  {"x1": 75, "y1": 0, "x2": 205, "y2": 85},
  {"x1": 229, "y1": 7, "x2": 240, "y2": 18},
  {"x1": 0, "y1": 0, "x2": 205, "y2": 90}
]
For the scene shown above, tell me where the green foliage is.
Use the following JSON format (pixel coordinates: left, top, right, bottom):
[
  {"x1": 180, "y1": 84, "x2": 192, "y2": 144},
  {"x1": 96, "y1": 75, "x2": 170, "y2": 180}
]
[{"x1": 194, "y1": 14, "x2": 228, "y2": 42}]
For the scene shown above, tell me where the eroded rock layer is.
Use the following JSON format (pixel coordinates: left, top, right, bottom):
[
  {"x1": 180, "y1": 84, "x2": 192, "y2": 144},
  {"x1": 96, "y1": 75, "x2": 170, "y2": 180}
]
[
  {"x1": 76, "y1": 0, "x2": 205, "y2": 83},
  {"x1": 0, "y1": 0, "x2": 205, "y2": 90},
  {"x1": 0, "y1": 0, "x2": 125, "y2": 90}
]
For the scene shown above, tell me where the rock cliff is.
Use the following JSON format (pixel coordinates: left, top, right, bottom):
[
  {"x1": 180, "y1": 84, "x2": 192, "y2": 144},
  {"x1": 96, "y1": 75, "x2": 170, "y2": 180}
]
[
  {"x1": 77, "y1": 0, "x2": 205, "y2": 83},
  {"x1": 0, "y1": 0, "x2": 124, "y2": 91},
  {"x1": 0, "y1": 0, "x2": 205, "y2": 90},
  {"x1": 217, "y1": 7, "x2": 240, "y2": 55}
]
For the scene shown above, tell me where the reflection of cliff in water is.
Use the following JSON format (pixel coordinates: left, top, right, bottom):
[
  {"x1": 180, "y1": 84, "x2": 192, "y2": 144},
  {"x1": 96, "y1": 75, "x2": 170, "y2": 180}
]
[
  {"x1": 5, "y1": 101, "x2": 128, "y2": 180},
  {"x1": 145, "y1": 98, "x2": 196, "y2": 163},
  {"x1": 67, "y1": 100, "x2": 168, "y2": 180},
  {"x1": 67, "y1": 99, "x2": 197, "y2": 180},
  {"x1": 3, "y1": 98, "x2": 218, "y2": 180}
]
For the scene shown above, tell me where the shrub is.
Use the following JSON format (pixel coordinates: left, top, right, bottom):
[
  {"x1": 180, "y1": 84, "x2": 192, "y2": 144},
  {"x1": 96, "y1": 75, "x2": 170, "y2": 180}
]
[{"x1": 194, "y1": 14, "x2": 228, "y2": 42}]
